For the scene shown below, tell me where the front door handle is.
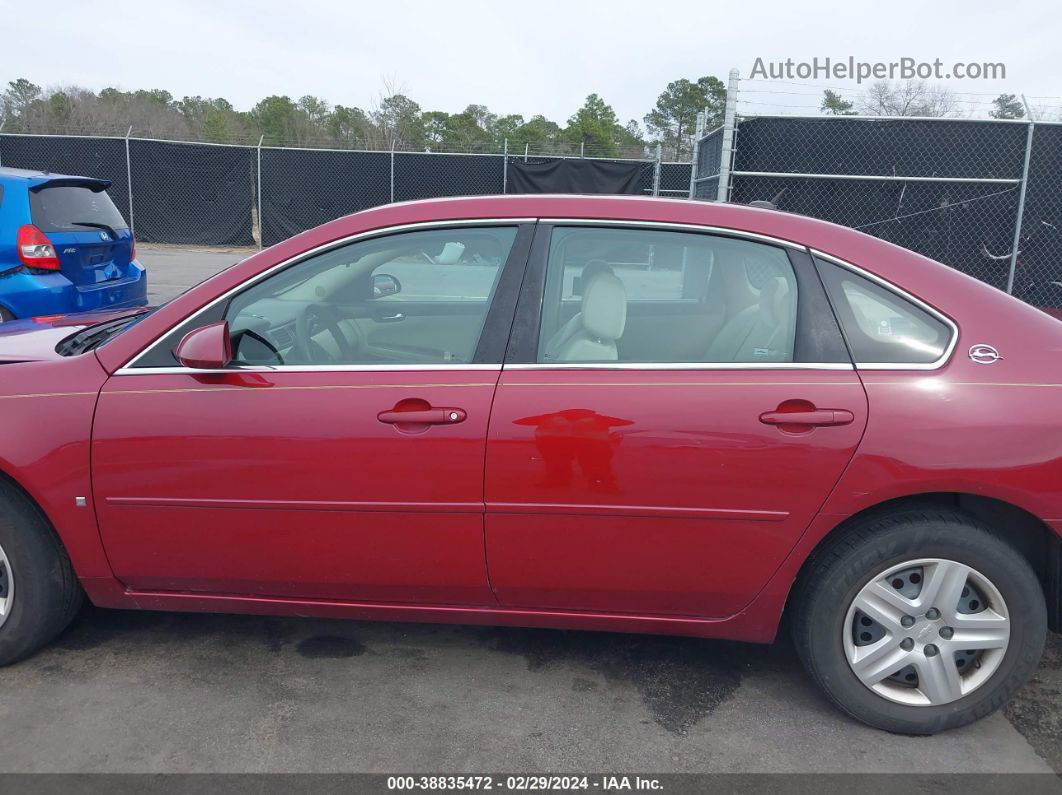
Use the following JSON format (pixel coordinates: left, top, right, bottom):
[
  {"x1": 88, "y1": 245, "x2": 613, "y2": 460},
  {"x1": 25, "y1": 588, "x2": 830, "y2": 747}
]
[
  {"x1": 378, "y1": 407, "x2": 467, "y2": 425},
  {"x1": 759, "y1": 409, "x2": 854, "y2": 427}
]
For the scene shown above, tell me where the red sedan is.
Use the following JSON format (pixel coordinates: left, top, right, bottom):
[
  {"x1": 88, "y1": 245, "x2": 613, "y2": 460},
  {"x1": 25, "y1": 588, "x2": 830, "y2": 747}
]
[{"x1": 0, "y1": 195, "x2": 1058, "y2": 735}]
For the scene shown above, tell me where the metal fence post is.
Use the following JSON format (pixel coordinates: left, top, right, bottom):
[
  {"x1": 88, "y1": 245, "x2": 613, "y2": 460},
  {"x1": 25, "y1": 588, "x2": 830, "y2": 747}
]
[
  {"x1": 1006, "y1": 120, "x2": 1036, "y2": 295},
  {"x1": 390, "y1": 140, "x2": 396, "y2": 204},
  {"x1": 688, "y1": 111, "x2": 705, "y2": 198},
  {"x1": 717, "y1": 69, "x2": 739, "y2": 202},
  {"x1": 124, "y1": 126, "x2": 135, "y2": 235},
  {"x1": 502, "y1": 138, "x2": 508, "y2": 194},
  {"x1": 256, "y1": 135, "x2": 264, "y2": 250},
  {"x1": 524, "y1": 143, "x2": 529, "y2": 162},
  {"x1": 0, "y1": 120, "x2": 5, "y2": 168},
  {"x1": 580, "y1": 142, "x2": 584, "y2": 158},
  {"x1": 652, "y1": 143, "x2": 662, "y2": 197}
]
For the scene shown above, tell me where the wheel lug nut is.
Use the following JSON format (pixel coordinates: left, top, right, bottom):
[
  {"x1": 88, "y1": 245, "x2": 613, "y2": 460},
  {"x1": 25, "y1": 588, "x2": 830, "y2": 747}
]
[
  {"x1": 901, "y1": 616, "x2": 915, "y2": 628},
  {"x1": 925, "y1": 644, "x2": 939, "y2": 657},
  {"x1": 900, "y1": 638, "x2": 915, "y2": 651},
  {"x1": 925, "y1": 608, "x2": 941, "y2": 620},
  {"x1": 939, "y1": 627, "x2": 954, "y2": 639}
]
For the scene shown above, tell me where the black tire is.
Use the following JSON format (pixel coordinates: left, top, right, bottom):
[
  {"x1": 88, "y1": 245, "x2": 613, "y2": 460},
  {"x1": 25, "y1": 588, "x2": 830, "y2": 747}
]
[
  {"x1": 0, "y1": 480, "x2": 83, "y2": 665},
  {"x1": 0, "y1": 307, "x2": 14, "y2": 322},
  {"x1": 792, "y1": 508, "x2": 1047, "y2": 734}
]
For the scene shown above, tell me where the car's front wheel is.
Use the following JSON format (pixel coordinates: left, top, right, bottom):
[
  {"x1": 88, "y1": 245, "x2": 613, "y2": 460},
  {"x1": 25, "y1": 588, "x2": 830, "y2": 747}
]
[
  {"x1": 792, "y1": 508, "x2": 1047, "y2": 734},
  {"x1": 0, "y1": 481, "x2": 83, "y2": 665}
]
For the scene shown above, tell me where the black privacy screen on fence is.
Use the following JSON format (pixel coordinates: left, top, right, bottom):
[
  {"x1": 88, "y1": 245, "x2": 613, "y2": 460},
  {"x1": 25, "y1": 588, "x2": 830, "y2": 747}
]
[
  {"x1": 0, "y1": 135, "x2": 131, "y2": 220},
  {"x1": 1015, "y1": 124, "x2": 1062, "y2": 307},
  {"x1": 732, "y1": 117, "x2": 1028, "y2": 179},
  {"x1": 731, "y1": 174, "x2": 1022, "y2": 290},
  {"x1": 129, "y1": 140, "x2": 255, "y2": 246},
  {"x1": 0, "y1": 133, "x2": 692, "y2": 248},
  {"x1": 394, "y1": 153, "x2": 503, "y2": 202},
  {"x1": 259, "y1": 148, "x2": 391, "y2": 247},
  {"x1": 0, "y1": 135, "x2": 254, "y2": 246},
  {"x1": 508, "y1": 158, "x2": 649, "y2": 194},
  {"x1": 715, "y1": 116, "x2": 1062, "y2": 299}
]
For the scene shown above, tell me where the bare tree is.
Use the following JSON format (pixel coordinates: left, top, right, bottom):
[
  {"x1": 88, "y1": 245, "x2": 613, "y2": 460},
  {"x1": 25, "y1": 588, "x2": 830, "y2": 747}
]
[{"x1": 859, "y1": 80, "x2": 957, "y2": 117}]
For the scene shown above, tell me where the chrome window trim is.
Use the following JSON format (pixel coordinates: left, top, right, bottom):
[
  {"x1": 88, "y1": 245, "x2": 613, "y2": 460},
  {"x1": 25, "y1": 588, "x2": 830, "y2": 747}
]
[
  {"x1": 118, "y1": 218, "x2": 536, "y2": 373},
  {"x1": 504, "y1": 362, "x2": 853, "y2": 371},
  {"x1": 810, "y1": 249, "x2": 959, "y2": 371},
  {"x1": 539, "y1": 218, "x2": 805, "y2": 250},
  {"x1": 113, "y1": 364, "x2": 504, "y2": 376}
]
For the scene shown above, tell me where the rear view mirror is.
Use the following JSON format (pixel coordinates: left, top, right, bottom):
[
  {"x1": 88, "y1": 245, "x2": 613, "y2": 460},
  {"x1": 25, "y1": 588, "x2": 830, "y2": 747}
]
[
  {"x1": 372, "y1": 273, "x2": 402, "y2": 298},
  {"x1": 175, "y1": 321, "x2": 232, "y2": 369}
]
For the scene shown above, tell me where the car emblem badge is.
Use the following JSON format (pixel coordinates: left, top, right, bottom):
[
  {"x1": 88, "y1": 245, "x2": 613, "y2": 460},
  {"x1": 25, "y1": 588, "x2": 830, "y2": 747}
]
[
  {"x1": 99, "y1": 231, "x2": 109, "y2": 241},
  {"x1": 969, "y1": 344, "x2": 1002, "y2": 364}
]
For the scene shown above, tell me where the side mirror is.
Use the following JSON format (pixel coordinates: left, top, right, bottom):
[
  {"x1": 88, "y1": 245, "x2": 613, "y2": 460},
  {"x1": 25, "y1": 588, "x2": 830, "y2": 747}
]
[
  {"x1": 175, "y1": 321, "x2": 232, "y2": 369},
  {"x1": 372, "y1": 273, "x2": 402, "y2": 298}
]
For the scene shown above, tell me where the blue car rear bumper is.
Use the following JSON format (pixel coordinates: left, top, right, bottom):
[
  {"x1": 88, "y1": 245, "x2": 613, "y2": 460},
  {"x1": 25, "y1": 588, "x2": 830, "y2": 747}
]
[{"x1": 0, "y1": 262, "x2": 147, "y2": 318}]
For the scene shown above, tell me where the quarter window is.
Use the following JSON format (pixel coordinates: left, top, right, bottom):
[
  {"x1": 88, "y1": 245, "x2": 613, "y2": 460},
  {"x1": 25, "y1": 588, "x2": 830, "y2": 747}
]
[
  {"x1": 222, "y1": 226, "x2": 517, "y2": 366},
  {"x1": 816, "y1": 258, "x2": 952, "y2": 365},
  {"x1": 538, "y1": 227, "x2": 798, "y2": 364}
]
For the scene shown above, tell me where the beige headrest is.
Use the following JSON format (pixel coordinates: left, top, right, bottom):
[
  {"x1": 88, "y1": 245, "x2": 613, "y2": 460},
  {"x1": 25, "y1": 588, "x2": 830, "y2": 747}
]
[{"x1": 582, "y1": 271, "x2": 627, "y2": 342}]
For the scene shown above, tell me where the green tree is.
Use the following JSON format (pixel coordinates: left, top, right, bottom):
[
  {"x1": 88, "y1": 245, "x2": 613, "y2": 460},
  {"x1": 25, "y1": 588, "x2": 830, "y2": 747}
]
[
  {"x1": 565, "y1": 94, "x2": 623, "y2": 156},
  {"x1": 132, "y1": 89, "x2": 174, "y2": 107},
  {"x1": 2, "y1": 78, "x2": 42, "y2": 127},
  {"x1": 201, "y1": 107, "x2": 231, "y2": 142},
  {"x1": 47, "y1": 91, "x2": 74, "y2": 125},
  {"x1": 990, "y1": 94, "x2": 1025, "y2": 120},
  {"x1": 373, "y1": 94, "x2": 423, "y2": 150},
  {"x1": 422, "y1": 110, "x2": 450, "y2": 148},
  {"x1": 617, "y1": 119, "x2": 646, "y2": 156},
  {"x1": 644, "y1": 77, "x2": 726, "y2": 159},
  {"x1": 328, "y1": 105, "x2": 372, "y2": 147},
  {"x1": 490, "y1": 113, "x2": 525, "y2": 149},
  {"x1": 821, "y1": 89, "x2": 856, "y2": 115},
  {"x1": 298, "y1": 95, "x2": 330, "y2": 124},
  {"x1": 511, "y1": 114, "x2": 563, "y2": 154},
  {"x1": 251, "y1": 95, "x2": 301, "y2": 142}
]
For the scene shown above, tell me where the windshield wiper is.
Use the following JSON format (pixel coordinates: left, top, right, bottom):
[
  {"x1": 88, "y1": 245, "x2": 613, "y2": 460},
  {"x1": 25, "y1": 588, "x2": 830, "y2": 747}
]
[
  {"x1": 55, "y1": 313, "x2": 145, "y2": 356},
  {"x1": 70, "y1": 220, "x2": 118, "y2": 239}
]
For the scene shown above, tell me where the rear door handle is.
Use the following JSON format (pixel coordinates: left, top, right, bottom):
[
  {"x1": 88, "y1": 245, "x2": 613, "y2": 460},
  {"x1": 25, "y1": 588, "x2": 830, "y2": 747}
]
[
  {"x1": 378, "y1": 407, "x2": 467, "y2": 425},
  {"x1": 759, "y1": 409, "x2": 854, "y2": 427}
]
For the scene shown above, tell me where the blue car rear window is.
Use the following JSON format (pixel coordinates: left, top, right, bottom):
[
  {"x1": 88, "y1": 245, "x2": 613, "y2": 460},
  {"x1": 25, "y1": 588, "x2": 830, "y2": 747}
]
[{"x1": 29, "y1": 185, "x2": 127, "y2": 233}]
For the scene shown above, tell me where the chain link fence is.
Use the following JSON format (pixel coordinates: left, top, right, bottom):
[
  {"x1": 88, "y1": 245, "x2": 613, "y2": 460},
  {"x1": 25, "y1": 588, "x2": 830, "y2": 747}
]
[
  {"x1": 689, "y1": 105, "x2": 1062, "y2": 308},
  {"x1": 0, "y1": 133, "x2": 691, "y2": 248}
]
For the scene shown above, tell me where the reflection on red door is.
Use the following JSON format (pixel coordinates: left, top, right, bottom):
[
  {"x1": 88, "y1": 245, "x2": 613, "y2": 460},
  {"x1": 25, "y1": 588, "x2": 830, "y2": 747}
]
[
  {"x1": 485, "y1": 369, "x2": 868, "y2": 617},
  {"x1": 92, "y1": 369, "x2": 499, "y2": 604}
]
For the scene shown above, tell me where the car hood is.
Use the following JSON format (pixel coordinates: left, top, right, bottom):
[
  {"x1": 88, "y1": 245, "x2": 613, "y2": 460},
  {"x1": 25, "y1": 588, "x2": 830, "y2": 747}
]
[{"x1": 0, "y1": 308, "x2": 151, "y2": 363}]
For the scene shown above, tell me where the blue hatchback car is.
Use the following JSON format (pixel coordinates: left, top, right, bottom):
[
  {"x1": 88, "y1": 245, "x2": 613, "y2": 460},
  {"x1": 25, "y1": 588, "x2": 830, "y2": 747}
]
[{"x1": 0, "y1": 167, "x2": 147, "y2": 321}]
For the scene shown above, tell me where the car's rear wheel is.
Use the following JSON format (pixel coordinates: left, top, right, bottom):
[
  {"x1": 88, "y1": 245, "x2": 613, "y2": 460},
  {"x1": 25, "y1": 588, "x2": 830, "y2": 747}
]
[
  {"x1": 0, "y1": 481, "x2": 83, "y2": 665},
  {"x1": 0, "y1": 307, "x2": 14, "y2": 323},
  {"x1": 792, "y1": 508, "x2": 1047, "y2": 734}
]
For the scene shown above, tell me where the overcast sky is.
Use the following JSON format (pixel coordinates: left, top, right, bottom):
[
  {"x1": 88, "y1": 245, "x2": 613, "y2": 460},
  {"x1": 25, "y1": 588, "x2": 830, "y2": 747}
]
[{"x1": 2, "y1": 0, "x2": 1059, "y2": 122}]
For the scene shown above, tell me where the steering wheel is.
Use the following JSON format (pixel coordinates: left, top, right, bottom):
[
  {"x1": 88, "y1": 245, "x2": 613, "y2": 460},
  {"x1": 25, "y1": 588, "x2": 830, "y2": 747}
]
[{"x1": 294, "y1": 304, "x2": 353, "y2": 364}]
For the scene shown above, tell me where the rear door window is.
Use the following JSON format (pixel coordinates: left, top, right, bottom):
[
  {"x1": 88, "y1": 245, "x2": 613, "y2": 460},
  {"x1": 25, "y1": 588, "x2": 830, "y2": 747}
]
[
  {"x1": 29, "y1": 185, "x2": 128, "y2": 233},
  {"x1": 538, "y1": 226, "x2": 799, "y2": 364}
]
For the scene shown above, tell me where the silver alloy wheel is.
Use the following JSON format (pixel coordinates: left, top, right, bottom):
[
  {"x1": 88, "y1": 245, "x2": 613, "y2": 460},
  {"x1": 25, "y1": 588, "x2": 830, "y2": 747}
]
[
  {"x1": 0, "y1": 540, "x2": 12, "y2": 631},
  {"x1": 843, "y1": 558, "x2": 1010, "y2": 706}
]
